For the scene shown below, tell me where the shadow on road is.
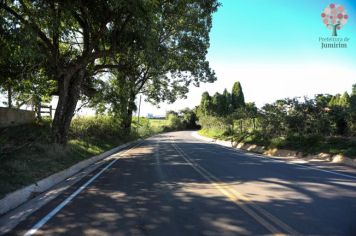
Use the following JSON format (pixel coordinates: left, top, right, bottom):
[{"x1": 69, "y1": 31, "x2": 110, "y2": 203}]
[{"x1": 12, "y1": 132, "x2": 356, "y2": 236}]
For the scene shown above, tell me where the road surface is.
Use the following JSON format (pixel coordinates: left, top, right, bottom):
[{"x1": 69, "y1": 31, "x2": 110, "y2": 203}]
[{"x1": 8, "y1": 131, "x2": 356, "y2": 235}]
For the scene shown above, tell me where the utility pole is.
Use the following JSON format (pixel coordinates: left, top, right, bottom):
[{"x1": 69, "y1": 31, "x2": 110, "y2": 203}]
[{"x1": 137, "y1": 95, "x2": 142, "y2": 126}]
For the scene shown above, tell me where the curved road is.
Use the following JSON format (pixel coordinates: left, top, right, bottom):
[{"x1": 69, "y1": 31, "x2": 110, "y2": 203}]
[{"x1": 9, "y1": 131, "x2": 356, "y2": 235}]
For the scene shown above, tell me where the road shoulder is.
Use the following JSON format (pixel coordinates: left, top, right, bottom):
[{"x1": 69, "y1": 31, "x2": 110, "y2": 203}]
[
  {"x1": 191, "y1": 131, "x2": 356, "y2": 175},
  {"x1": 0, "y1": 139, "x2": 141, "y2": 235}
]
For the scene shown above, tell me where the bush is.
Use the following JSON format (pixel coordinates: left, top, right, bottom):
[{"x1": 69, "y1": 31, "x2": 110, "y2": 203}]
[
  {"x1": 198, "y1": 115, "x2": 230, "y2": 133},
  {"x1": 167, "y1": 114, "x2": 184, "y2": 130},
  {"x1": 70, "y1": 116, "x2": 123, "y2": 141}
]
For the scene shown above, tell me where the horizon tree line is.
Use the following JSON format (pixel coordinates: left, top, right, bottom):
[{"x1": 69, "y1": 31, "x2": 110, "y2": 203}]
[
  {"x1": 198, "y1": 81, "x2": 246, "y2": 116},
  {"x1": 197, "y1": 82, "x2": 356, "y2": 137}
]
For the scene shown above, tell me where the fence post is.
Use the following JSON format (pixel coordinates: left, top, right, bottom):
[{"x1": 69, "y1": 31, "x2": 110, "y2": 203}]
[{"x1": 50, "y1": 105, "x2": 52, "y2": 118}]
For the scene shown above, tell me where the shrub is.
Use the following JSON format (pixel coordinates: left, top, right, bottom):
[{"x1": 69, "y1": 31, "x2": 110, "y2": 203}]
[
  {"x1": 167, "y1": 114, "x2": 184, "y2": 130},
  {"x1": 69, "y1": 116, "x2": 124, "y2": 142}
]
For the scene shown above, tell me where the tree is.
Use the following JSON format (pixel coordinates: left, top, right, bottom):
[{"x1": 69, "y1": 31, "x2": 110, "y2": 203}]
[
  {"x1": 166, "y1": 110, "x2": 179, "y2": 117},
  {"x1": 352, "y1": 84, "x2": 356, "y2": 96},
  {"x1": 321, "y1": 3, "x2": 348, "y2": 37},
  {"x1": 88, "y1": 74, "x2": 134, "y2": 130},
  {"x1": 102, "y1": 0, "x2": 219, "y2": 131},
  {"x1": 349, "y1": 84, "x2": 356, "y2": 110},
  {"x1": 340, "y1": 92, "x2": 350, "y2": 107},
  {"x1": 327, "y1": 93, "x2": 350, "y2": 135},
  {"x1": 349, "y1": 84, "x2": 356, "y2": 135},
  {"x1": 1, "y1": 1, "x2": 155, "y2": 144},
  {"x1": 0, "y1": 10, "x2": 47, "y2": 109},
  {"x1": 315, "y1": 94, "x2": 332, "y2": 108},
  {"x1": 167, "y1": 113, "x2": 183, "y2": 130},
  {"x1": 199, "y1": 91, "x2": 212, "y2": 116},
  {"x1": 231, "y1": 81, "x2": 245, "y2": 110},
  {"x1": 180, "y1": 108, "x2": 198, "y2": 129},
  {"x1": 223, "y1": 88, "x2": 232, "y2": 115},
  {"x1": 211, "y1": 92, "x2": 225, "y2": 116}
]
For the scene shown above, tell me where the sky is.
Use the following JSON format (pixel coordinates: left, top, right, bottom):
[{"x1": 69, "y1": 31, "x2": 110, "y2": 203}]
[{"x1": 138, "y1": 0, "x2": 356, "y2": 116}]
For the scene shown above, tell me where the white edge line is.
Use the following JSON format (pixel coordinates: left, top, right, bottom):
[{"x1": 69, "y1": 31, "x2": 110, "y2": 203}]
[
  {"x1": 288, "y1": 162, "x2": 356, "y2": 180},
  {"x1": 191, "y1": 132, "x2": 356, "y2": 180},
  {"x1": 24, "y1": 142, "x2": 141, "y2": 236}
]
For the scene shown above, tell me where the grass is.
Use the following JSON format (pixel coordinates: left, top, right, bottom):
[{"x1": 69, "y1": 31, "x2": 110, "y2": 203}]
[
  {"x1": 198, "y1": 128, "x2": 228, "y2": 140},
  {"x1": 132, "y1": 117, "x2": 169, "y2": 135},
  {"x1": 147, "y1": 118, "x2": 169, "y2": 129},
  {"x1": 199, "y1": 129, "x2": 356, "y2": 158},
  {"x1": 0, "y1": 116, "x2": 168, "y2": 199}
]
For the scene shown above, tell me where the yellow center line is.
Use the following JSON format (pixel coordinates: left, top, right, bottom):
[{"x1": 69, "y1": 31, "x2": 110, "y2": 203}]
[{"x1": 170, "y1": 138, "x2": 301, "y2": 236}]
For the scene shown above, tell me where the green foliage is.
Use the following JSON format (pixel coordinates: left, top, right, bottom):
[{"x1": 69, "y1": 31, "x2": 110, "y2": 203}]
[
  {"x1": 256, "y1": 94, "x2": 354, "y2": 137},
  {"x1": 198, "y1": 81, "x2": 246, "y2": 117},
  {"x1": 198, "y1": 128, "x2": 227, "y2": 140},
  {"x1": 212, "y1": 92, "x2": 225, "y2": 115},
  {"x1": 180, "y1": 108, "x2": 199, "y2": 129},
  {"x1": 198, "y1": 115, "x2": 230, "y2": 135},
  {"x1": 223, "y1": 88, "x2": 232, "y2": 114},
  {"x1": 0, "y1": 8, "x2": 50, "y2": 109},
  {"x1": 136, "y1": 0, "x2": 219, "y2": 105},
  {"x1": 231, "y1": 81, "x2": 245, "y2": 110},
  {"x1": 349, "y1": 84, "x2": 356, "y2": 134},
  {"x1": 0, "y1": 117, "x2": 124, "y2": 198},
  {"x1": 163, "y1": 108, "x2": 199, "y2": 131},
  {"x1": 69, "y1": 116, "x2": 125, "y2": 143},
  {"x1": 0, "y1": 0, "x2": 220, "y2": 144},
  {"x1": 166, "y1": 110, "x2": 179, "y2": 117},
  {"x1": 167, "y1": 114, "x2": 184, "y2": 130},
  {"x1": 199, "y1": 91, "x2": 212, "y2": 116},
  {"x1": 89, "y1": 0, "x2": 219, "y2": 133},
  {"x1": 198, "y1": 84, "x2": 356, "y2": 158},
  {"x1": 143, "y1": 118, "x2": 169, "y2": 134}
]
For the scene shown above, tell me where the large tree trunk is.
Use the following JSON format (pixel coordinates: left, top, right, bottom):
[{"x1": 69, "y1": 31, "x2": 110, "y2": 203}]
[
  {"x1": 122, "y1": 90, "x2": 136, "y2": 133},
  {"x1": 52, "y1": 70, "x2": 84, "y2": 145},
  {"x1": 123, "y1": 107, "x2": 133, "y2": 130}
]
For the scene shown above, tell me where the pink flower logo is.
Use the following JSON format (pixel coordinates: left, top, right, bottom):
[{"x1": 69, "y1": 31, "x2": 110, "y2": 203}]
[{"x1": 321, "y1": 3, "x2": 348, "y2": 36}]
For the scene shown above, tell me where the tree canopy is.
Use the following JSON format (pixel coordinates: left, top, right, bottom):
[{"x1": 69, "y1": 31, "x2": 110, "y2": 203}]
[
  {"x1": 198, "y1": 83, "x2": 356, "y2": 138},
  {"x1": 231, "y1": 81, "x2": 245, "y2": 110},
  {"x1": 198, "y1": 81, "x2": 246, "y2": 117},
  {"x1": 0, "y1": 0, "x2": 219, "y2": 144}
]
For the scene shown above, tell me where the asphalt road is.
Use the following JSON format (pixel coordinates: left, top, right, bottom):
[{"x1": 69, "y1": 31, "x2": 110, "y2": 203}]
[{"x1": 8, "y1": 131, "x2": 356, "y2": 236}]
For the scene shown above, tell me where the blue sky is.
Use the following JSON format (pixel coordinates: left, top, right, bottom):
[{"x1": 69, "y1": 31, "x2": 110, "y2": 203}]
[
  {"x1": 208, "y1": 0, "x2": 356, "y2": 65},
  {"x1": 137, "y1": 0, "x2": 356, "y2": 116}
]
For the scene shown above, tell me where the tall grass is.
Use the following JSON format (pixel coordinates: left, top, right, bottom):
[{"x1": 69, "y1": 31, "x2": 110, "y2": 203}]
[{"x1": 0, "y1": 116, "x2": 169, "y2": 198}]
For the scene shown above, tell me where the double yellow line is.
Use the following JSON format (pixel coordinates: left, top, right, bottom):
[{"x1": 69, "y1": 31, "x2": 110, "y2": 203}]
[{"x1": 170, "y1": 139, "x2": 301, "y2": 236}]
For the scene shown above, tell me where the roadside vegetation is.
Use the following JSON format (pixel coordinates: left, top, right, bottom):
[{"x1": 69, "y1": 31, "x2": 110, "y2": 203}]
[
  {"x1": 197, "y1": 83, "x2": 356, "y2": 158},
  {"x1": 0, "y1": 109, "x2": 198, "y2": 198},
  {"x1": 0, "y1": 116, "x2": 139, "y2": 198}
]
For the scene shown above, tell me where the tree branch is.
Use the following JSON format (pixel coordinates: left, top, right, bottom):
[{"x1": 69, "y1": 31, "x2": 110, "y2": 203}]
[{"x1": 1, "y1": 2, "x2": 54, "y2": 55}]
